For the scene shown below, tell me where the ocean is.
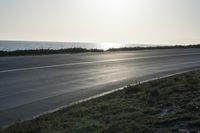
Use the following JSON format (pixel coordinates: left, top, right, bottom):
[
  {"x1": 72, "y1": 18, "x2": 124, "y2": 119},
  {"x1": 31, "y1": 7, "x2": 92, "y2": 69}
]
[{"x1": 0, "y1": 41, "x2": 149, "y2": 51}]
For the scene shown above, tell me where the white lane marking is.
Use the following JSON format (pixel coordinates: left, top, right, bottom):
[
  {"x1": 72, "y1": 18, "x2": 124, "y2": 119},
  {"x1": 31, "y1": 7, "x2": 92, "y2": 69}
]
[{"x1": 0, "y1": 52, "x2": 200, "y2": 74}]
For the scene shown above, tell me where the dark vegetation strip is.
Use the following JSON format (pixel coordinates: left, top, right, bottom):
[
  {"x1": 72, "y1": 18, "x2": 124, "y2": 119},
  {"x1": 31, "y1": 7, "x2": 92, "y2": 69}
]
[
  {"x1": 1, "y1": 45, "x2": 200, "y2": 57},
  {"x1": 107, "y1": 44, "x2": 200, "y2": 51},
  {"x1": 1, "y1": 70, "x2": 200, "y2": 133},
  {"x1": 0, "y1": 48, "x2": 104, "y2": 57}
]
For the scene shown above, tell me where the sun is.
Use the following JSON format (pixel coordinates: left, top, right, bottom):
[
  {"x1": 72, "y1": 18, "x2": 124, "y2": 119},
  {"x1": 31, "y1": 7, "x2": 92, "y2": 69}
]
[
  {"x1": 106, "y1": 0, "x2": 126, "y2": 7},
  {"x1": 94, "y1": 0, "x2": 130, "y2": 12}
]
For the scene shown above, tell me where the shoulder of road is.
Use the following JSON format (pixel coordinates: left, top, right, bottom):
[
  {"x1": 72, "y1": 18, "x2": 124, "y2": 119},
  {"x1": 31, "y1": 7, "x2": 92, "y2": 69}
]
[{"x1": 1, "y1": 69, "x2": 200, "y2": 133}]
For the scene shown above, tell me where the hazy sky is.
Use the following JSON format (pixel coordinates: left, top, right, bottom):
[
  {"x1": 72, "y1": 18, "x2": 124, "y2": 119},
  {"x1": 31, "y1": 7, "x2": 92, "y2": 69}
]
[{"x1": 0, "y1": 0, "x2": 200, "y2": 44}]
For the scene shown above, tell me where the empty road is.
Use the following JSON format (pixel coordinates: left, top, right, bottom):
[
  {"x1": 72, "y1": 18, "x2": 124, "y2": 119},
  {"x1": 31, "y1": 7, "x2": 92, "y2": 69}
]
[{"x1": 1, "y1": 48, "x2": 200, "y2": 127}]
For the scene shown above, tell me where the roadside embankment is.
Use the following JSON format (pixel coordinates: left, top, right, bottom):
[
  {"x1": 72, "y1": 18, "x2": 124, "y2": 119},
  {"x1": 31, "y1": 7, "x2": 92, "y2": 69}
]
[{"x1": 1, "y1": 70, "x2": 200, "y2": 133}]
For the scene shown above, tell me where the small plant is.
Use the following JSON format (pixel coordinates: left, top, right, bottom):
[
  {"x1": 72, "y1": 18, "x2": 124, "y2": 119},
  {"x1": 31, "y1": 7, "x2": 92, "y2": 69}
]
[{"x1": 143, "y1": 88, "x2": 160, "y2": 105}]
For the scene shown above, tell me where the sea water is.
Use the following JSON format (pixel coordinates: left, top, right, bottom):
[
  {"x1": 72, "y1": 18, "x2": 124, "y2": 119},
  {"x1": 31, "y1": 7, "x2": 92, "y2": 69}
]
[{"x1": 0, "y1": 40, "x2": 148, "y2": 51}]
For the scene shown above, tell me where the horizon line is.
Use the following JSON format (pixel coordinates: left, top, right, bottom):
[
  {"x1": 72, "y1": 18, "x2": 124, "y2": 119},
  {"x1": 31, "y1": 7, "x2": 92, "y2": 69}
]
[{"x1": 0, "y1": 39, "x2": 199, "y2": 46}]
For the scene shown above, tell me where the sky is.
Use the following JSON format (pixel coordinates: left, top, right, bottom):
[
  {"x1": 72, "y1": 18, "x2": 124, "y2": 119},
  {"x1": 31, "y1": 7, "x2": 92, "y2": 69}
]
[{"x1": 0, "y1": 0, "x2": 200, "y2": 44}]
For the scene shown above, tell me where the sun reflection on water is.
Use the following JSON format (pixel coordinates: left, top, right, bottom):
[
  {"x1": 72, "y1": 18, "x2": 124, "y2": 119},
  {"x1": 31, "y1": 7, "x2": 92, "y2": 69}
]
[{"x1": 98, "y1": 43, "x2": 123, "y2": 50}]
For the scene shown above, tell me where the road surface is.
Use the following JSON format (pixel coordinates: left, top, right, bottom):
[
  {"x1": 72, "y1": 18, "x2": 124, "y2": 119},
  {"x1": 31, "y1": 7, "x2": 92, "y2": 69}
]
[{"x1": 1, "y1": 48, "x2": 200, "y2": 127}]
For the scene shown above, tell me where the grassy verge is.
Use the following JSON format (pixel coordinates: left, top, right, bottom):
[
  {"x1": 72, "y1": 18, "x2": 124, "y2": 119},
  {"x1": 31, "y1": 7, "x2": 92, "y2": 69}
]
[{"x1": 1, "y1": 70, "x2": 200, "y2": 133}]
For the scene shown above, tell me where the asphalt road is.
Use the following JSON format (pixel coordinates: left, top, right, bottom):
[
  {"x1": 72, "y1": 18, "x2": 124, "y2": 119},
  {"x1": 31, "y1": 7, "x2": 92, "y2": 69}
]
[{"x1": 1, "y1": 48, "x2": 200, "y2": 127}]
